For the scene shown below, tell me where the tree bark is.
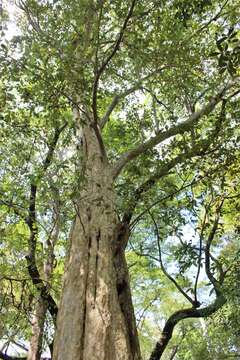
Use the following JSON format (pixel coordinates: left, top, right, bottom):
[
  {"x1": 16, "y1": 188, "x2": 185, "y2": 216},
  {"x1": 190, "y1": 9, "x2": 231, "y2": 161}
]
[
  {"x1": 149, "y1": 294, "x2": 226, "y2": 360},
  {"x1": 27, "y1": 298, "x2": 48, "y2": 360},
  {"x1": 27, "y1": 200, "x2": 60, "y2": 360},
  {"x1": 53, "y1": 113, "x2": 141, "y2": 360}
]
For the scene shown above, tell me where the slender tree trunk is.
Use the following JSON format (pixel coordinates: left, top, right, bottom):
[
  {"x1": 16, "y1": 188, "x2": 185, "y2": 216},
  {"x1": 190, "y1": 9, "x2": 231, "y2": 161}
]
[
  {"x1": 53, "y1": 114, "x2": 141, "y2": 360},
  {"x1": 27, "y1": 298, "x2": 48, "y2": 360},
  {"x1": 27, "y1": 207, "x2": 60, "y2": 360}
]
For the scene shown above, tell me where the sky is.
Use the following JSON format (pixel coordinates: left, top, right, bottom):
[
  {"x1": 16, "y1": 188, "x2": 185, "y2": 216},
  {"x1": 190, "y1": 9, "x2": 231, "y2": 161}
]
[{"x1": 2, "y1": 0, "x2": 20, "y2": 40}]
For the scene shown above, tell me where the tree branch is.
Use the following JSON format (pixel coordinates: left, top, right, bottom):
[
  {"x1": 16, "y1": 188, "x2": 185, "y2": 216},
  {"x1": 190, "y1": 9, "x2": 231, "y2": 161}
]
[
  {"x1": 0, "y1": 198, "x2": 25, "y2": 219},
  {"x1": 92, "y1": 0, "x2": 136, "y2": 123},
  {"x1": 205, "y1": 199, "x2": 224, "y2": 294},
  {"x1": 112, "y1": 80, "x2": 237, "y2": 178},
  {"x1": 150, "y1": 212, "x2": 197, "y2": 307},
  {"x1": 129, "y1": 165, "x2": 224, "y2": 229},
  {"x1": 149, "y1": 196, "x2": 228, "y2": 360},
  {"x1": 169, "y1": 332, "x2": 186, "y2": 360},
  {"x1": 149, "y1": 294, "x2": 226, "y2": 360},
  {"x1": 100, "y1": 67, "x2": 169, "y2": 129},
  {"x1": 187, "y1": 0, "x2": 229, "y2": 41},
  {"x1": 143, "y1": 87, "x2": 174, "y2": 115},
  {"x1": 122, "y1": 137, "x2": 217, "y2": 225},
  {"x1": 25, "y1": 125, "x2": 66, "y2": 325},
  {"x1": 193, "y1": 208, "x2": 208, "y2": 303}
]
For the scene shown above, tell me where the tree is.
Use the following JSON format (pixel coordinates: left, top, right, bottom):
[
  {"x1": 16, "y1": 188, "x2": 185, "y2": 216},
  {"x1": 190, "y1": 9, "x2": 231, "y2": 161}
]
[{"x1": 0, "y1": 0, "x2": 240, "y2": 359}]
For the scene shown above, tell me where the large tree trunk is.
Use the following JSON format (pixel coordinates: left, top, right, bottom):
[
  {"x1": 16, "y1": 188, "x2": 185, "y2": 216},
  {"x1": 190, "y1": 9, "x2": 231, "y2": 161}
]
[{"x1": 53, "y1": 114, "x2": 141, "y2": 360}]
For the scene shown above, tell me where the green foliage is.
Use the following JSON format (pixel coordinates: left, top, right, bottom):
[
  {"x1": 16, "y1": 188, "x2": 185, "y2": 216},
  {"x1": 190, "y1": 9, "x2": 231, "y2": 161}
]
[{"x1": 0, "y1": 0, "x2": 240, "y2": 358}]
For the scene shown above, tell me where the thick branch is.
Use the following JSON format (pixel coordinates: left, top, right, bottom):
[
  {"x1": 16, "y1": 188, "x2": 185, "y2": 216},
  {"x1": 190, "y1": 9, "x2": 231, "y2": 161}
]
[
  {"x1": 112, "y1": 80, "x2": 237, "y2": 178},
  {"x1": 149, "y1": 294, "x2": 226, "y2": 360}
]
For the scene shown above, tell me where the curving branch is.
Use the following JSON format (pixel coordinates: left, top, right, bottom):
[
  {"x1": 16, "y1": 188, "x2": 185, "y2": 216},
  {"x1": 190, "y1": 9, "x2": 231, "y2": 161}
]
[
  {"x1": 148, "y1": 192, "x2": 230, "y2": 360},
  {"x1": 149, "y1": 294, "x2": 226, "y2": 360}
]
